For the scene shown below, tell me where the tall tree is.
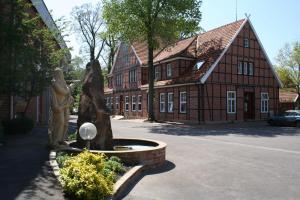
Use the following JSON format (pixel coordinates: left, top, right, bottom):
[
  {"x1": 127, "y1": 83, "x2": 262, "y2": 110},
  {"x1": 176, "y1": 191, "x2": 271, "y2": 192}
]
[
  {"x1": 276, "y1": 42, "x2": 300, "y2": 105},
  {"x1": 0, "y1": 0, "x2": 69, "y2": 115},
  {"x1": 103, "y1": 0, "x2": 202, "y2": 121},
  {"x1": 71, "y1": 3, "x2": 106, "y2": 62}
]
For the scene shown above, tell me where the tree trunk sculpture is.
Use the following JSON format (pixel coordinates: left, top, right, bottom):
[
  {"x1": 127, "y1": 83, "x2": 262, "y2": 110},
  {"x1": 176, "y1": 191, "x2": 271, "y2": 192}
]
[{"x1": 77, "y1": 60, "x2": 113, "y2": 150}]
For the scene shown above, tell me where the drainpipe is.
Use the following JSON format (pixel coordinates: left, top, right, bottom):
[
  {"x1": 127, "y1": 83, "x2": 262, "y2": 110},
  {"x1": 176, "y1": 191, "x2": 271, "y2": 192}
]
[
  {"x1": 36, "y1": 96, "x2": 39, "y2": 123},
  {"x1": 10, "y1": 96, "x2": 14, "y2": 119}
]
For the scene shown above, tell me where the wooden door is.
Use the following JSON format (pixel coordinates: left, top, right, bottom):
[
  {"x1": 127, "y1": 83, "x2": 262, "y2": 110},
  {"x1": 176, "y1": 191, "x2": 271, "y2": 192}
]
[
  {"x1": 244, "y1": 92, "x2": 255, "y2": 120},
  {"x1": 119, "y1": 95, "x2": 124, "y2": 115}
]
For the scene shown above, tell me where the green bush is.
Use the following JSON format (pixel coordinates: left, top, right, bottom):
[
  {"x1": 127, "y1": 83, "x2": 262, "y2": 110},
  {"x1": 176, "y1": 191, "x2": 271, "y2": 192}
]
[
  {"x1": 56, "y1": 152, "x2": 71, "y2": 167},
  {"x1": 2, "y1": 116, "x2": 34, "y2": 134},
  {"x1": 68, "y1": 131, "x2": 77, "y2": 141},
  {"x1": 59, "y1": 150, "x2": 125, "y2": 200}
]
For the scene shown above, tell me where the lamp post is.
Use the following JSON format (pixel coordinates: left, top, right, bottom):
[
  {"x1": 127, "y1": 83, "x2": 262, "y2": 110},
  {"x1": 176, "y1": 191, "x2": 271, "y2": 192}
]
[{"x1": 79, "y1": 122, "x2": 97, "y2": 150}]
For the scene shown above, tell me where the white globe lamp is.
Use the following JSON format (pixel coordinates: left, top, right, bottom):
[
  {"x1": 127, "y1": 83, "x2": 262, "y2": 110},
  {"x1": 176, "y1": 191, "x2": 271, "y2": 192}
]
[{"x1": 79, "y1": 122, "x2": 97, "y2": 149}]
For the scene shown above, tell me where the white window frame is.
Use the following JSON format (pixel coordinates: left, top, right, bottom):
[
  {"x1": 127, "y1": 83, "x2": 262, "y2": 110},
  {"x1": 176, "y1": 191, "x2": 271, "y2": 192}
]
[
  {"x1": 160, "y1": 93, "x2": 166, "y2": 113},
  {"x1": 167, "y1": 93, "x2": 174, "y2": 113},
  {"x1": 129, "y1": 69, "x2": 137, "y2": 83},
  {"x1": 111, "y1": 97, "x2": 114, "y2": 110},
  {"x1": 261, "y1": 93, "x2": 269, "y2": 113},
  {"x1": 238, "y1": 61, "x2": 243, "y2": 74},
  {"x1": 132, "y1": 96, "x2": 136, "y2": 111},
  {"x1": 248, "y1": 62, "x2": 254, "y2": 76},
  {"x1": 244, "y1": 38, "x2": 250, "y2": 48},
  {"x1": 227, "y1": 91, "x2": 236, "y2": 114},
  {"x1": 179, "y1": 92, "x2": 187, "y2": 113},
  {"x1": 125, "y1": 96, "x2": 129, "y2": 112},
  {"x1": 155, "y1": 66, "x2": 160, "y2": 80},
  {"x1": 115, "y1": 96, "x2": 119, "y2": 109},
  {"x1": 166, "y1": 63, "x2": 172, "y2": 78},
  {"x1": 138, "y1": 95, "x2": 142, "y2": 112}
]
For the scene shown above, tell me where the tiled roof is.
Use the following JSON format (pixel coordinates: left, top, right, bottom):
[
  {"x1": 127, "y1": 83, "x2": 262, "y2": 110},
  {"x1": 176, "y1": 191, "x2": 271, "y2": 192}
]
[
  {"x1": 146, "y1": 19, "x2": 246, "y2": 87},
  {"x1": 153, "y1": 36, "x2": 197, "y2": 63},
  {"x1": 279, "y1": 90, "x2": 299, "y2": 103},
  {"x1": 194, "y1": 19, "x2": 246, "y2": 79},
  {"x1": 132, "y1": 41, "x2": 163, "y2": 65}
]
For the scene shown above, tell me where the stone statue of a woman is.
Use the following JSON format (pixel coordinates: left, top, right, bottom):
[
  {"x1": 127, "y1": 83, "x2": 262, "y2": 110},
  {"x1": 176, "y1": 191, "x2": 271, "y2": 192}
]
[{"x1": 48, "y1": 68, "x2": 73, "y2": 147}]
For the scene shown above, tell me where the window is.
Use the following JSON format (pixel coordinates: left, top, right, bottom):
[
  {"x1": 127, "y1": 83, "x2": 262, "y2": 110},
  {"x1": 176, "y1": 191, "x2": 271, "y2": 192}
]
[
  {"x1": 129, "y1": 69, "x2": 137, "y2": 83},
  {"x1": 160, "y1": 93, "x2": 165, "y2": 112},
  {"x1": 243, "y1": 62, "x2": 248, "y2": 75},
  {"x1": 167, "y1": 64, "x2": 172, "y2": 77},
  {"x1": 238, "y1": 61, "x2": 254, "y2": 76},
  {"x1": 227, "y1": 91, "x2": 236, "y2": 114},
  {"x1": 138, "y1": 95, "x2": 142, "y2": 111},
  {"x1": 238, "y1": 61, "x2": 243, "y2": 74},
  {"x1": 261, "y1": 93, "x2": 269, "y2": 113},
  {"x1": 115, "y1": 97, "x2": 119, "y2": 109},
  {"x1": 116, "y1": 74, "x2": 122, "y2": 86},
  {"x1": 105, "y1": 97, "x2": 109, "y2": 108},
  {"x1": 195, "y1": 61, "x2": 205, "y2": 70},
  {"x1": 167, "y1": 93, "x2": 174, "y2": 113},
  {"x1": 111, "y1": 97, "x2": 114, "y2": 110},
  {"x1": 155, "y1": 66, "x2": 160, "y2": 80},
  {"x1": 132, "y1": 96, "x2": 136, "y2": 111},
  {"x1": 180, "y1": 92, "x2": 187, "y2": 113},
  {"x1": 248, "y1": 62, "x2": 254, "y2": 76},
  {"x1": 125, "y1": 96, "x2": 129, "y2": 111},
  {"x1": 244, "y1": 38, "x2": 249, "y2": 48}
]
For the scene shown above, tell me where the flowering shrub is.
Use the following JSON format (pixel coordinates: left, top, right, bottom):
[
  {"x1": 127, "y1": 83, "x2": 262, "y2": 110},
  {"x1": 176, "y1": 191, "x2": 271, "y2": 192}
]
[{"x1": 59, "y1": 150, "x2": 125, "y2": 200}]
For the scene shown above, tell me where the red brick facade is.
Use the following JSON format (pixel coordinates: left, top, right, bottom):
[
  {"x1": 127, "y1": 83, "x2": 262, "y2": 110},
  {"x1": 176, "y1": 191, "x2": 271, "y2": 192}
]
[{"x1": 105, "y1": 19, "x2": 281, "y2": 123}]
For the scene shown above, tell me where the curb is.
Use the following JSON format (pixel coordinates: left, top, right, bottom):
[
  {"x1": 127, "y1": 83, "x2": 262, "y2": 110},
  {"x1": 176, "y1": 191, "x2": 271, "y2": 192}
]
[{"x1": 48, "y1": 150, "x2": 145, "y2": 199}]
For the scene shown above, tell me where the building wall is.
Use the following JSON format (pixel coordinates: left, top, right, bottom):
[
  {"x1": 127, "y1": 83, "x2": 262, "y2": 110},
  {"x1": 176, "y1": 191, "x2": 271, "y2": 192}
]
[
  {"x1": 202, "y1": 21, "x2": 279, "y2": 122},
  {"x1": 106, "y1": 22, "x2": 280, "y2": 123},
  {"x1": 154, "y1": 85, "x2": 199, "y2": 122},
  {"x1": 0, "y1": 95, "x2": 10, "y2": 121}
]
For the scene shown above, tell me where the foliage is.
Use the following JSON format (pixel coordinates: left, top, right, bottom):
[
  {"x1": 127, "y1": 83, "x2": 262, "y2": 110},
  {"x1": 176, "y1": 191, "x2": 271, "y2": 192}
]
[
  {"x1": 103, "y1": 156, "x2": 126, "y2": 181},
  {"x1": 59, "y1": 150, "x2": 125, "y2": 200},
  {"x1": 103, "y1": 0, "x2": 202, "y2": 121},
  {"x1": 68, "y1": 131, "x2": 77, "y2": 141},
  {"x1": 275, "y1": 65, "x2": 294, "y2": 88},
  {"x1": 2, "y1": 116, "x2": 34, "y2": 134},
  {"x1": 0, "y1": 0, "x2": 70, "y2": 113},
  {"x1": 56, "y1": 152, "x2": 72, "y2": 167},
  {"x1": 71, "y1": 3, "x2": 106, "y2": 62},
  {"x1": 276, "y1": 42, "x2": 300, "y2": 92}
]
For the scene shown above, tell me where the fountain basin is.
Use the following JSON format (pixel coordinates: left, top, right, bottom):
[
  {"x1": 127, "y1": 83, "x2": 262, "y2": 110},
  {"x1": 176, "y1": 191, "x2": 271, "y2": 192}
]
[{"x1": 66, "y1": 138, "x2": 167, "y2": 169}]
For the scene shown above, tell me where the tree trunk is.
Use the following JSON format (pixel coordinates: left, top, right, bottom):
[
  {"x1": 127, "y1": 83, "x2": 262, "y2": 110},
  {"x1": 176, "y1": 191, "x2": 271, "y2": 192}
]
[{"x1": 147, "y1": 34, "x2": 155, "y2": 121}]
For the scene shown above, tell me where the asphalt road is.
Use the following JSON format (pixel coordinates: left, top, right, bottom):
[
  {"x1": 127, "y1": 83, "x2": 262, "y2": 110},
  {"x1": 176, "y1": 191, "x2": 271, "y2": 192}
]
[{"x1": 110, "y1": 119, "x2": 300, "y2": 200}]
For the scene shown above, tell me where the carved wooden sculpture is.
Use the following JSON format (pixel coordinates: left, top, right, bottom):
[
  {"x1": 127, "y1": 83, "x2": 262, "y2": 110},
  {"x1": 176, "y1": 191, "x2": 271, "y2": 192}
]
[{"x1": 77, "y1": 60, "x2": 113, "y2": 150}]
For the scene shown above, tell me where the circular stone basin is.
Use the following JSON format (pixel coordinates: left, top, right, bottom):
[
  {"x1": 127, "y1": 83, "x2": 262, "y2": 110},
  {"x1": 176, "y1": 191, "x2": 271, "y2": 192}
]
[{"x1": 67, "y1": 138, "x2": 167, "y2": 169}]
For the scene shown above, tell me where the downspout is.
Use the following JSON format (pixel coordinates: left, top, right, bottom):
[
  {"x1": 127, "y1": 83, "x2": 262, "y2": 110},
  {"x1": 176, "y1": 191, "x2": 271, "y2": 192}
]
[
  {"x1": 10, "y1": 96, "x2": 14, "y2": 119},
  {"x1": 197, "y1": 82, "x2": 201, "y2": 124}
]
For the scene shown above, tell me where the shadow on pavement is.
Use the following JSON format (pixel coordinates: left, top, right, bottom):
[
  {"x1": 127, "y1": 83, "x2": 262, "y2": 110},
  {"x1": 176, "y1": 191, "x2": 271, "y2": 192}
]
[
  {"x1": 139, "y1": 122, "x2": 300, "y2": 137},
  {"x1": 117, "y1": 160, "x2": 175, "y2": 200},
  {"x1": 0, "y1": 127, "x2": 65, "y2": 200}
]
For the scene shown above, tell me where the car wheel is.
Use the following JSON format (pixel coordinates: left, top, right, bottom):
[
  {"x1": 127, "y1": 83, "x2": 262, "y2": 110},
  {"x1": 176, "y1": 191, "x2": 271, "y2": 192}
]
[{"x1": 269, "y1": 120, "x2": 274, "y2": 126}]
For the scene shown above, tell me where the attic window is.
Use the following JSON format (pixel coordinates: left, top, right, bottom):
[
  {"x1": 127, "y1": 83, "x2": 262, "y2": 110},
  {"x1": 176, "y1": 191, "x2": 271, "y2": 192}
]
[
  {"x1": 244, "y1": 38, "x2": 250, "y2": 48},
  {"x1": 195, "y1": 61, "x2": 205, "y2": 70}
]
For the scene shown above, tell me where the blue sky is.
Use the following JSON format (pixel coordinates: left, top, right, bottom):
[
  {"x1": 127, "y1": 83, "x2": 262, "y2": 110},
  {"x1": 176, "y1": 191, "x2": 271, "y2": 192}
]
[{"x1": 44, "y1": 0, "x2": 300, "y2": 64}]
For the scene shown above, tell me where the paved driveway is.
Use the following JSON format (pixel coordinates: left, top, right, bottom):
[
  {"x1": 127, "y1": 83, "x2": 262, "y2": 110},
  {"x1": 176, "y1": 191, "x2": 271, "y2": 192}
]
[{"x1": 110, "y1": 120, "x2": 300, "y2": 200}]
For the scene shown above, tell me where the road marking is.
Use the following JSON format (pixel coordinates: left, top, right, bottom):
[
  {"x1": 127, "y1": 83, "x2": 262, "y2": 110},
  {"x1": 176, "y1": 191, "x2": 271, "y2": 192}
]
[{"x1": 181, "y1": 136, "x2": 300, "y2": 155}]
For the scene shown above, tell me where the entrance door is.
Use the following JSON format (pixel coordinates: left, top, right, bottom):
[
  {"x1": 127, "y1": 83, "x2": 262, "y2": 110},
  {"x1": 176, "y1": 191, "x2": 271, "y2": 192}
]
[
  {"x1": 244, "y1": 92, "x2": 255, "y2": 120},
  {"x1": 119, "y1": 95, "x2": 124, "y2": 115}
]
